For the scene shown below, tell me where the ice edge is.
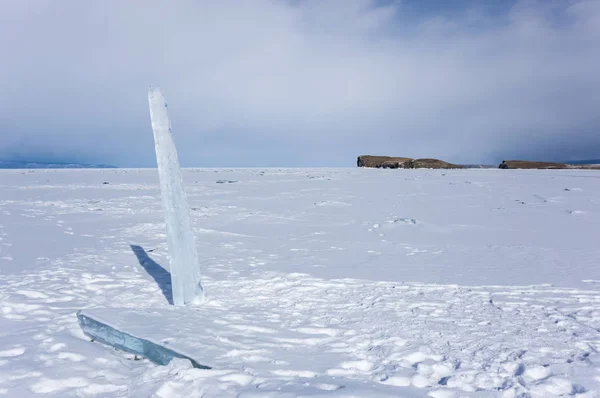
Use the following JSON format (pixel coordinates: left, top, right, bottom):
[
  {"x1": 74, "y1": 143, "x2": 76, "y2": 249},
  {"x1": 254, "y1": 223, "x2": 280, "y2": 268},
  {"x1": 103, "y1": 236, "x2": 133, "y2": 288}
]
[{"x1": 76, "y1": 310, "x2": 211, "y2": 369}]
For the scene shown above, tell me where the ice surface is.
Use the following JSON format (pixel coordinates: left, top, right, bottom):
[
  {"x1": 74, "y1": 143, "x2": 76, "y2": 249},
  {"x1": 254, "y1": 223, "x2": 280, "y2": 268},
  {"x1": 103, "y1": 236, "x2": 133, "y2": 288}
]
[
  {"x1": 77, "y1": 276, "x2": 599, "y2": 397},
  {"x1": 1, "y1": 168, "x2": 600, "y2": 396},
  {"x1": 148, "y1": 86, "x2": 203, "y2": 306}
]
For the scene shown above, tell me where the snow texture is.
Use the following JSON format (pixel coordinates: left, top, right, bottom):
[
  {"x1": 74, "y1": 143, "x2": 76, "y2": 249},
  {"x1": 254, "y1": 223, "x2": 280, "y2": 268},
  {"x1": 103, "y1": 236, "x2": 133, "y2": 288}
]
[
  {"x1": 0, "y1": 167, "x2": 599, "y2": 396},
  {"x1": 148, "y1": 86, "x2": 203, "y2": 306}
]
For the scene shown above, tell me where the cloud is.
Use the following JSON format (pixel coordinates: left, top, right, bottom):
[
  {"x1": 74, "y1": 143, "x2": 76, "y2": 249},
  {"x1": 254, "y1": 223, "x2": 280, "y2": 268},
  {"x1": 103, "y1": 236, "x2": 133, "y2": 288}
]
[{"x1": 0, "y1": 0, "x2": 599, "y2": 166}]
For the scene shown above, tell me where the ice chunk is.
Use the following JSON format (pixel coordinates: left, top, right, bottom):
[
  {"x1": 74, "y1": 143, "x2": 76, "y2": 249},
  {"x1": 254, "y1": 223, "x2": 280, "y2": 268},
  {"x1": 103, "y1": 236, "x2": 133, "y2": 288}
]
[
  {"x1": 148, "y1": 86, "x2": 204, "y2": 306},
  {"x1": 77, "y1": 310, "x2": 210, "y2": 369}
]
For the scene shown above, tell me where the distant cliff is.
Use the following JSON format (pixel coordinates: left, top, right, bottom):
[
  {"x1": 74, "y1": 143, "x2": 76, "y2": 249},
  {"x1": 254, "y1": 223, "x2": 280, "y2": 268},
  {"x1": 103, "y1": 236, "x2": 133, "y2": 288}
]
[
  {"x1": 357, "y1": 155, "x2": 463, "y2": 169},
  {"x1": 499, "y1": 160, "x2": 600, "y2": 170},
  {"x1": 498, "y1": 160, "x2": 568, "y2": 169},
  {"x1": 356, "y1": 156, "x2": 600, "y2": 170}
]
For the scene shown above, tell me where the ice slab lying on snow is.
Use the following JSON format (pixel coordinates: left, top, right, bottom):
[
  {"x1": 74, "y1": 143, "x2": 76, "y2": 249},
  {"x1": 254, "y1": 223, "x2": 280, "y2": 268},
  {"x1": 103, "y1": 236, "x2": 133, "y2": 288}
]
[
  {"x1": 76, "y1": 308, "x2": 426, "y2": 396},
  {"x1": 76, "y1": 305, "x2": 431, "y2": 396},
  {"x1": 76, "y1": 306, "x2": 350, "y2": 373},
  {"x1": 76, "y1": 273, "x2": 600, "y2": 396},
  {"x1": 77, "y1": 309, "x2": 212, "y2": 369}
]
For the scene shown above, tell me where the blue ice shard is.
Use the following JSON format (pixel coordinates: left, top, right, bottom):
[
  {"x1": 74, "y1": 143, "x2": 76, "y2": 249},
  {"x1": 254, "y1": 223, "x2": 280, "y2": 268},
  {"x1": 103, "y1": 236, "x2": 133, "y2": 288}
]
[
  {"x1": 77, "y1": 309, "x2": 210, "y2": 369},
  {"x1": 148, "y1": 86, "x2": 204, "y2": 306}
]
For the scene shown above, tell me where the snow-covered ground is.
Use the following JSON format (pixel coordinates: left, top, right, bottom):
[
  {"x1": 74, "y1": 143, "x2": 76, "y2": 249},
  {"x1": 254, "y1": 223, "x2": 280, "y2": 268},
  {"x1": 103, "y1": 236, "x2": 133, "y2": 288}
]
[{"x1": 0, "y1": 167, "x2": 599, "y2": 397}]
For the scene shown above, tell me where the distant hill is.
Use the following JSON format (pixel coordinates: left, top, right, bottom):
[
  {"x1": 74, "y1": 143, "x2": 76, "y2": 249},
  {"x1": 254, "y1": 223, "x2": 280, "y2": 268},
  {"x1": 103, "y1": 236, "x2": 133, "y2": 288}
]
[
  {"x1": 499, "y1": 160, "x2": 600, "y2": 170},
  {"x1": 0, "y1": 160, "x2": 117, "y2": 169},
  {"x1": 357, "y1": 155, "x2": 463, "y2": 169},
  {"x1": 458, "y1": 164, "x2": 496, "y2": 169}
]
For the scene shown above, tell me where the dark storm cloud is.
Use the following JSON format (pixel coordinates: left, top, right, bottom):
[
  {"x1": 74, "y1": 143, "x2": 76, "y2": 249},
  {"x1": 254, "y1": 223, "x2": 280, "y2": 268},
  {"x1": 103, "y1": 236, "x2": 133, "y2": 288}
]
[{"x1": 0, "y1": 0, "x2": 599, "y2": 167}]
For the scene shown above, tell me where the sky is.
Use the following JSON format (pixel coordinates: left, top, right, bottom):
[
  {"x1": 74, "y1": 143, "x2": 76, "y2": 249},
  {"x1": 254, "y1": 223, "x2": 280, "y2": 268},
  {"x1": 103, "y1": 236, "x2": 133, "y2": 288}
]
[{"x1": 0, "y1": 0, "x2": 599, "y2": 167}]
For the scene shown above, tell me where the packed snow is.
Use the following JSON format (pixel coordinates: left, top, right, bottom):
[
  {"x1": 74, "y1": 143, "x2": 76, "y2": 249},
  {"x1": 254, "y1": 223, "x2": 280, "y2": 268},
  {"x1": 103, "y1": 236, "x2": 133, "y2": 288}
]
[{"x1": 0, "y1": 167, "x2": 599, "y2": 397}]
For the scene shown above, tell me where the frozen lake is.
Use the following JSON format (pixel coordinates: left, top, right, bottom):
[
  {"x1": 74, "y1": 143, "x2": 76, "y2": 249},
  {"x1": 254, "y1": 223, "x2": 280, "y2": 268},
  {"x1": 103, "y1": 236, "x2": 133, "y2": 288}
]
[{"x1": 0, "y1": 168, "x2": 599, "y2": 396}]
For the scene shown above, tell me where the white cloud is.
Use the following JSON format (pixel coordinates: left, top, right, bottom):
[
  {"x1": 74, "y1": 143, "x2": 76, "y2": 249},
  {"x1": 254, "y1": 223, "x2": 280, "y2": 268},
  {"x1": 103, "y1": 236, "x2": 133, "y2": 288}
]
[{"x1": 0, "y1": 0, "x2": 599, "y2": 166}]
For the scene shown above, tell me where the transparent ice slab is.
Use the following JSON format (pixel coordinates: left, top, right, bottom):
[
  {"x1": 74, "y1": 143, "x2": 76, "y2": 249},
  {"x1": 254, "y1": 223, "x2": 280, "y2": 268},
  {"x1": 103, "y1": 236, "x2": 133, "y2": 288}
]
[
  {"x1": 148, "y1": 86, "x2": 203, "y2": 306},
  {"x1": 77, "y1": 309, "x2": 212, "y2": 369}
]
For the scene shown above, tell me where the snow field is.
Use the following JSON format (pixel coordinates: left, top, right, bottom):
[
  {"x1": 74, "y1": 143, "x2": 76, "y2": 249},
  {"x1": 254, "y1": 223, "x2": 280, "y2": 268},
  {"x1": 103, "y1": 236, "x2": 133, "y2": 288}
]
[{"x1": 0, "y1": 168, "x2": 599, "y2": 396}]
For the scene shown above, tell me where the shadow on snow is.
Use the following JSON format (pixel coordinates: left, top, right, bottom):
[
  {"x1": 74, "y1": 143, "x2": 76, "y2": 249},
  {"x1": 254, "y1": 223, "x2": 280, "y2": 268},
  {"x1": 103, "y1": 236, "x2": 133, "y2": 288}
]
[{"x1": 130, "y1": 245, "x2": 173, "y2": 305}]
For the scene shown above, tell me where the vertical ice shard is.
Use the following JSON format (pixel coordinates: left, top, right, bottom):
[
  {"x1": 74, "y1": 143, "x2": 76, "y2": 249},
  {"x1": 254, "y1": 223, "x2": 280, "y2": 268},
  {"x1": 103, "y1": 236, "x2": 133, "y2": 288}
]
[{"x1": 148, "y1": 86, "x2": 204, "y2": 306}]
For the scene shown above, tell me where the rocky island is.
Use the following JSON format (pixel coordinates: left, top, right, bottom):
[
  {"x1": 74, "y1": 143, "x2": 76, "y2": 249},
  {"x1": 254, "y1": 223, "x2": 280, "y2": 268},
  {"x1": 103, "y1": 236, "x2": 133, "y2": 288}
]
[
  {"x1": 356, "y1": 156, "x2": 600, "y2": 170},
  {"x1": 499, "y1": 160, "x2": 600, "y2": 170},
  {"x1": 357, "y1": 155, "x2": 463, "y2": 169}
]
